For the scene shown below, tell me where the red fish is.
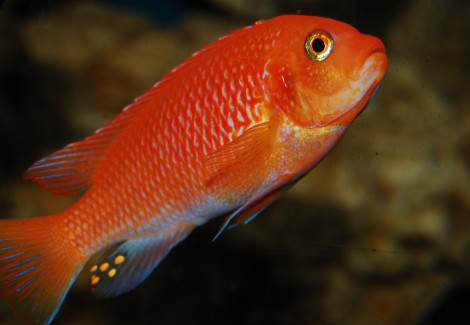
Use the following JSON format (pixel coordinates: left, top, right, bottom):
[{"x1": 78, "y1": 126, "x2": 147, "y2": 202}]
[{"x1": 0, "y1": 15, "x2": 387, "y2": 324}]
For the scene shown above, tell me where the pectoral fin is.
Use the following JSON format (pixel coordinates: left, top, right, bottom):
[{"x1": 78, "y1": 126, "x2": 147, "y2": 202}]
[{"x1": 204, "y1": 121, "x2": 275, "y2": 191}]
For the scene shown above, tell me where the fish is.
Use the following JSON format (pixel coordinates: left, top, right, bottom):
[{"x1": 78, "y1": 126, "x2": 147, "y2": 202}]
[{"x1": 0, "y1": 15, "x2": 387, "y2": 325}]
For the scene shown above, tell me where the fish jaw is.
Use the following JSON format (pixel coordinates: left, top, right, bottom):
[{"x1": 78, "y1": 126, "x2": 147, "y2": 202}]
[
  {"x1": 294, "y1": 45, "x2": 387, "y2": 128},
  {"x1": 328, "y1": 49, "x2": 388, "y2": 127}
]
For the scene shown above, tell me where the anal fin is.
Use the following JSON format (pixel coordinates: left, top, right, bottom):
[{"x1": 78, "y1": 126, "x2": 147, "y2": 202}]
[{"x1": 89, "y1": 223, "x2": 194, "y2": 299}]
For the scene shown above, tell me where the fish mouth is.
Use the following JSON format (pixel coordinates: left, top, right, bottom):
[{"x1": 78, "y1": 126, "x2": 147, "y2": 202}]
[
  {"x1": 331, "y1": 50, "x2": 387, "y2": 126},
  {"x1": 293, "y1": 48, "x2": 387, "y2": 129}
]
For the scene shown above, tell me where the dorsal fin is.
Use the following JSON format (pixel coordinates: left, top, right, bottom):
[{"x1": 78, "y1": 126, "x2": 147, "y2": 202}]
[
  {"x1": 23, "y1": 23, "x2": 260, "y2": 197},
  {"x1": 23, "y1": 22, "x2": 261, "y2": 197},
  {"x1": 24, "y1": 89, "x2": 157, "y2": 196}
]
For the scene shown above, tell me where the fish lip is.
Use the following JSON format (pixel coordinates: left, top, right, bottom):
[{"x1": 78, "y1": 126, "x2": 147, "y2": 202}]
[{"x1": 353, "y1": 49, "x2": 387, "y2": 82}]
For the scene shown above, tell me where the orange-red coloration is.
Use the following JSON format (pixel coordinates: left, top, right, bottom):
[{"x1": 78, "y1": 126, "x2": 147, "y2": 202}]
[{"x1": 0, "y1": 15, "x2": 387, "y2": 325}]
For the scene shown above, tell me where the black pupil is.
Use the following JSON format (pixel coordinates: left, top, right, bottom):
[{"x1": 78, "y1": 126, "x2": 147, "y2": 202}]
[{"x1": 311, "y1": 38, "x2": 325, "y2": 53}]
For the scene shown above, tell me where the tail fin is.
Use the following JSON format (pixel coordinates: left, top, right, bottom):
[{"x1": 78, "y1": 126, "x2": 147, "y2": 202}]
[{"x1": 0, "y1": 217, "x2": 85, "y2": 325}]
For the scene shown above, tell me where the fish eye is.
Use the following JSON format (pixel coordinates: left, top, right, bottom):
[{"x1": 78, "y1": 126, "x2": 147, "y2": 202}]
[{"x1": 304, "y1": 30, "x2": 334, "y2": 62}]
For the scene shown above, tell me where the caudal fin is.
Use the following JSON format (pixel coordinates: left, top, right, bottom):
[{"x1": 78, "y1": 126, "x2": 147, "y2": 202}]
[{"x1": 0, "y1": 217, "x2": 85, "y2": 325}]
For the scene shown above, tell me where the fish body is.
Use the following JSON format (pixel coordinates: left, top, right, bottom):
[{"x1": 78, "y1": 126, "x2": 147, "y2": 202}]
[{"x1": 0, "y1": 15, "x2": 387, "y2": 324}]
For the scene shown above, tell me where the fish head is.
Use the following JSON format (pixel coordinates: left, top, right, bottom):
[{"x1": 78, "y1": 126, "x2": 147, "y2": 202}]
[{"x1": 264, "y1": 15, "x2": 388, "y2": 128}]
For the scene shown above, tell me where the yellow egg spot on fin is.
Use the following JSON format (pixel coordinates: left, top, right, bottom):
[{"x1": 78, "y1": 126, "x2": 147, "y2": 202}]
[
  {"x1": 100, "y1": 263, "x2": 109, "y2": 272},
  {"x1": 108, "y1": 268, "x2": 117, "y2": 278},
  {"x1": 89, "y1": 224, "x2": 194, "y2": 299},
  {"x1": 90, "y1": 265, "x2": 97, "y2": 272},
  {"x1": 91, "y1": 275, "x2": 100, "y2": 286},
  {"x1": 114, "y1": 255, "x2": 125, "y2": 265}
]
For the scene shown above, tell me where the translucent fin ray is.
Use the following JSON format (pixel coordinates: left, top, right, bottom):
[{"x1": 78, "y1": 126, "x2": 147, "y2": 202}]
[
  {"x1": 0, "y1": 218, "x2": 87, "y2": 325},
  {"x1": 204, "y1": 121, "x2": 276, "y2": 196},
  {"x1": 213, "y1": 182, "x2": 294, "y2": 241},
  {"x1": 24, "y1": 87, "x2": 159, "y2": 196}
]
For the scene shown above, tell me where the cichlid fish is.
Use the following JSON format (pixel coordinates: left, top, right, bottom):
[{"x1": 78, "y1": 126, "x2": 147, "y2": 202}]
[{"x1": 0, "y1": 15, "x2": 387, "y2": 324}]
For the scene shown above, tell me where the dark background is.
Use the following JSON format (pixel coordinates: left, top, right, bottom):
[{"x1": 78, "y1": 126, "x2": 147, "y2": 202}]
[{"x1": 0, "y1": 0, "x2": 469, "y2": 324}]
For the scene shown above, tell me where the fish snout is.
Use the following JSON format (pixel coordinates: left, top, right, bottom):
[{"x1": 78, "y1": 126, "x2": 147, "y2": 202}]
[{"x1": 352, "y1": 35, "x2": 387, "y2": 82}]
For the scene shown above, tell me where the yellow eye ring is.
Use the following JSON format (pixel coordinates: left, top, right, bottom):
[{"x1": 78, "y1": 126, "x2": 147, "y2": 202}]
[{"x1": 304, "y1": 30, "x2": 334, "y2": 61}]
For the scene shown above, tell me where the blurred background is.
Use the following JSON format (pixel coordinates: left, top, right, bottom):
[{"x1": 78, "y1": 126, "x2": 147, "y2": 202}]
[{"x1": 0, "y1": 0, "x2": 469, "y2": 324}]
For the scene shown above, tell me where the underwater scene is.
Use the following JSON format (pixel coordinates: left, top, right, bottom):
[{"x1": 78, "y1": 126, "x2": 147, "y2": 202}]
[{"x1": 0, "y1": 0, "x2": 469, "y2": 324}]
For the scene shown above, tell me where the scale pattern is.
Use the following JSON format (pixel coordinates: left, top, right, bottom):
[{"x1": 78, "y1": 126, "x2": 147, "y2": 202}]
[{"x1": 0, "y1": 15, "x2": 387, "y2": 325}]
